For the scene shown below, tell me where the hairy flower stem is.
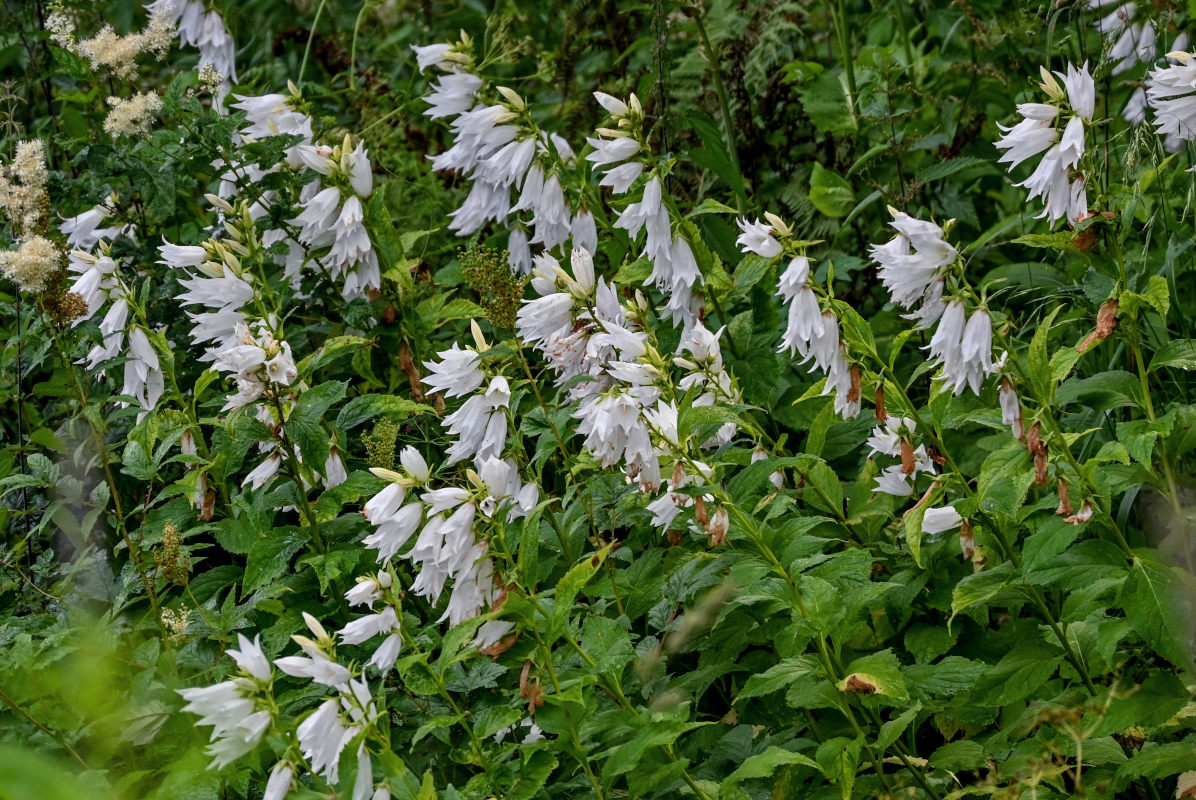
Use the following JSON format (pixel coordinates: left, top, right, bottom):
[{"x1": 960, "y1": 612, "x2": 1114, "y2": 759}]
[{"x1": 691, "y1": 11, "x2": 747, "y2": 214}]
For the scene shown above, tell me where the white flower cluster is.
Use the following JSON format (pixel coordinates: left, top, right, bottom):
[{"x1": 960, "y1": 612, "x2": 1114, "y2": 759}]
[
  {"x1": 414, "y1": 38, "x2": 578, "y2": 268},
  {"x1": 211, "y1": 321, "x2": 298, "y2": 411},
  {"x1": 994, "y1": 63, "x2": 1094, "y2": 224},
  {"x1": 285, "y1": 133, "x2": 380, "y2": 300},
  {"x1": 146, "y1": 0, "x2": 237, "y2": 90},
  {"x1": 591, "y1": 98, "x2": 702, "y2": 331},
  {"x1": 359, "y1": 446, "x2": 537, "y2": 649},
  {"x1": 741, "y1": 215, "x2": 860, "y2": 419},
  {"x1": 423, "y1": 334, "x2": 512, "y2": 465},
  {"x1": 868, "y1": 210, "x2": 995, "y2": 397},
  {"x1": 223, "y1": 90, "x2": 380, "y2": 301},
  {"x1": 868, "y1": 211, "x2": 954, "y2": 329},
  {"x1": 1146, "y1": 49, "x2": 1196, "y2": 143},
  {"x1": 178, "y1": 634, "x2": 273, "y2": 769},
  {"x1": 67, "y1": 250, "x2": 164, "y2": 411},
  {"x1": 415, "y1": 48, "x2": 701, "y2": 330},
  {"x1": 1089, "y1": 0, "x2": 1157, "y2": 75},
  {"x1": 180, "y1": 626, "x2": 393, "y2": 800},
  {"x1": 515, "y1": 246, "x2": 740, "y2": 540},
  {"x1": 60, "y1": 202, "x2": 126, "y2": 251}
]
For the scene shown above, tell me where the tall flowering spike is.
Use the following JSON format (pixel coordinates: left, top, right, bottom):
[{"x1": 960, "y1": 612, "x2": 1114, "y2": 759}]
[{"x1": 994, "y1": 62, "x2": 1092, "y2": 224}]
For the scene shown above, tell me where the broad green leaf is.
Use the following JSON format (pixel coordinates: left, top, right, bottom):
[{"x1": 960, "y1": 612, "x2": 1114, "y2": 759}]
[
  {"x1": 808, "y1": 162, "x2": 855, "y2": 218},
  {"x1": 1120, "y1": 554, "x2": 1195, "y2": 670},
  {"x1": 1150, "y1": 338, "x2": 1196, "y2": 372},
  {"x1": 737, "y1": 655, "x2": 820, "y2": 700},
  {"x1": 968, "y1": 641, "x2": 1063, "y2": 706},
  {"x1": 284, "y1": 380, "x2": 348, "y2": 468},
  {"x1": 727, "y1": 746, "x2": 819, "y2": 784},
  {"x1": 335, "y1": 394, "x2": 434, "y2": 430},
  {"x1": 838, "y1": 649, "x2": 909, "y2": 701},
  {"x1": 815, "y1": 736, "x2": 861, "y2": 800}
]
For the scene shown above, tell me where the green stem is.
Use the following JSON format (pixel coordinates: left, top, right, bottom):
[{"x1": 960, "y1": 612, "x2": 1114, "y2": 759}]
[
  {"x1": 830, "y1": 0, "x2": 858, "y2": 119},
  {"x1": 298, "y1": 0, "x2": 329, "y2": 83},
  {"x1": 691, "y1": 11, "x2": 748, "y2": 213}
]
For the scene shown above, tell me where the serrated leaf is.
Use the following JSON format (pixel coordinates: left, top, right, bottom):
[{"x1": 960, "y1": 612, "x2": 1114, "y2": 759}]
[
  {"x1": 335, "y1": 394, "x2": 433, "y2": 430},
  {"x1": 1121, "y1": 555, "x2": 1194, "y2": 670},
  {"x1": 727, "y1": 746, "x2": 819, "y2": 784}
]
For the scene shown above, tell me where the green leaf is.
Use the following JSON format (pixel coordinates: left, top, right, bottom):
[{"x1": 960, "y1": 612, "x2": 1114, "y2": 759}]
[
  {"x1": 244, "y1": 529, "x2": 309, "y2": 592},
  {"x1": 815, "y1": 736, "x2": 861, "y2": 800},
  {"x1": 733, "y1": 255, "x2": 772, "y2": 294},
  {"x1": 903, "y1": 656, "x2": 982, "y2": 701},
  {"x1": 1022, "y1": 516, "x2": 1082, "y2": 574},
  {"x1": 1011, "y1": 231, "x2": 1081, "y2": 253},
  {"x1": 285, "y1": 381, "x2": 348, "y2": 468},
  {"x1": 298, "y1": 336, "x2": 372, "y2": 378},
  {"x1": 904, "y1": 504, "x2": 926, "y2": 568},
  {"x1": 580, "y1": 615, "x2": 635, "y2": 673},
  {"x1": 367, "y1": 191, "x2": 412, "y2": 297},
  {"x1": 975, "y1": 441, "x2": 1034, "y2": 516},
  {"x1": 335, "y1": 394, "x2": 433, "y2": 431},
  {"x1": 929, "y1": 740, "x2": 986, "y2": 771},
  {"x1": 915, "y1": 156, "x2": 992, "y2": 183},
  {"x1": 798, "y1": 576, "x2": 844, "y2": 637},
  {"x1": 507, "y1": 750, "x2": 558, "y2": 800},
  {"x1": 838, "y1": 650, "x2": 909, "y2": 701},
  {"x1": 1116, "y1": 738, "x2": 1196, "y2": 782},
  {"x1": 1150, "y1": 338, "x2": 1196, "y2": 372},
  {"x1": 1120, "y1": 275, "x2": 1170, "y2": 320},
  {"x1": 121, "y1": 440, "x2": 156, "y2": 481},
  {"x1": 875, "y1": 705, "x2": 921, "y2": 752},
  {"x1": 1027, "y1": 306, "x2": 1062, "y2": 399},
  {"x1": 727, "y1": 746, "x2": 819, "y2": 784},
  {"x1": 1088, "y1": 672, "x2": 1190, "y2": 738},
  {"x1": 1120, "y1": 555, "x2": 1194, "y2": 670},
  {"x1": 799, "y1": 70, "x2": 855, "y2": 135},
  {"x1": 808, "y1": 162, "x2": 855, "y2": 218},
  {"x1": 686, "y1": 198, "x2": 740, "y2": 218},
  {"x1": 737, "y1": 655, "x2": 820, "y2": 700},
  {"x1": 604, "y1": 718, "x2": 711, "y2": 777},
  {"x1": 950, "y1": 561, "x2": 1016, "y2": 623},
  {"x1": 968, "y1": 642, "x2": 1063, "y2": 706},
  {"x1": 548, "y1": 545, "x2": 611, "y2": 636}
]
